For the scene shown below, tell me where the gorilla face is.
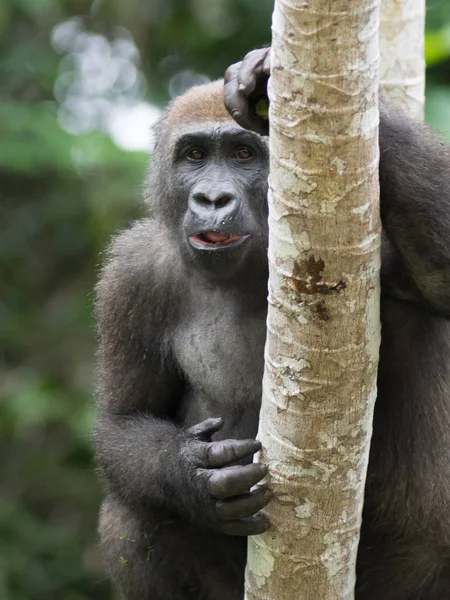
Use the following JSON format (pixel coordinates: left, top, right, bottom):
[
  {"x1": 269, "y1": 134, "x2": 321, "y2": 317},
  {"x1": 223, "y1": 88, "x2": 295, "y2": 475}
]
[{"x1": 170, "y1": 124, "x2": 269, "y2": 278}]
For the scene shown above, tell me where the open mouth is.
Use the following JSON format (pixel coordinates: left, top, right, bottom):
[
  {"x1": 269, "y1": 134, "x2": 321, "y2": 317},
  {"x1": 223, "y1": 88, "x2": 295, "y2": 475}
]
[{"x1": 189, "y1": 231, "x2": 249, "y2": 249}]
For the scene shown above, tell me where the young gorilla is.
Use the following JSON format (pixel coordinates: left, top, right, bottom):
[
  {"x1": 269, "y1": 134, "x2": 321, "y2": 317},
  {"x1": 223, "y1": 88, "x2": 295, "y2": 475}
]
[{"x1": 94, "y1": 47, "x2": 450, "y2": 600}]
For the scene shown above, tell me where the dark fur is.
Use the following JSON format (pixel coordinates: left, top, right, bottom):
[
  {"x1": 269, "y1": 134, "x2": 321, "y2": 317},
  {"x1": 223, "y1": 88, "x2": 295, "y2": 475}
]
[{"x1": 94, "y1": 78, "x2": 450, "y2": 599}]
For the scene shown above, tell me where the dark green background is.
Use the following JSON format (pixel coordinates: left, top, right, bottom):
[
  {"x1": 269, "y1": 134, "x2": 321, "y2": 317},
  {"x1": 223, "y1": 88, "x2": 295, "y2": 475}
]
[{"x1": 2, "y1": 1, "x2": 450, "y2": 598}]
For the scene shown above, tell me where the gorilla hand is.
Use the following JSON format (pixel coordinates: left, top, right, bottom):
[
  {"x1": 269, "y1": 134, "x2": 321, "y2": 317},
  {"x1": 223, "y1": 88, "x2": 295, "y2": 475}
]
[
  {"x1": 224, "y1": 47, "x2": 271, "y2": 136},
  {"x1": 181, "y1": 418, "x2": 271, "y2": 536}
]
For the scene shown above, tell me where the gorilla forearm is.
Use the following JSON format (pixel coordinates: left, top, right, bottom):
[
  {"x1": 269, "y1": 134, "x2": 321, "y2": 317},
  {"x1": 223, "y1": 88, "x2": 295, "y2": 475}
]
[
  {"x1": 379, "y1": 109, "x2": 450, "y2": 314},
  {"x1": 94, "y1": 237, "x2": 208, "y2": 520},
  {"x1": 94, "y1": 412, "x2": 187, "y2": 509}
]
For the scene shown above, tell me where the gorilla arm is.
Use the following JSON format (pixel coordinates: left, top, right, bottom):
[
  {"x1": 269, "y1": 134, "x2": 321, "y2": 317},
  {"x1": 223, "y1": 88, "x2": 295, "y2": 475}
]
[
  {"x1": 224, "y1": 48, "x2": 450, "y2": 316},
  {"x1": 378, "y1": 112, "x2": 450, "y2": 315},
  {"x1": 94, "y1": 221, "x2": 269, "y2": 535}
]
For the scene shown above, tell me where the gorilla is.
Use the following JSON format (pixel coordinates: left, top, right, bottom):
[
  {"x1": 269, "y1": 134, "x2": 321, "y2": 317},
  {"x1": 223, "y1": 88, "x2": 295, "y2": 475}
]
[{"x1": 94, "y1": 47, "x2": 450, "y2": 600}]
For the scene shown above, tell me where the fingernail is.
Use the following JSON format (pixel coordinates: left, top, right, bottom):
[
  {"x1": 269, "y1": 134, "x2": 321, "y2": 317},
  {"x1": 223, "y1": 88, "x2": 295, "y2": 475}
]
[
  {"x1": 238, "y1": 83, "x2": 246, "y2": 92},
  {"x1": 231, "y1": 109, "x2": 240, "y2": 119}
]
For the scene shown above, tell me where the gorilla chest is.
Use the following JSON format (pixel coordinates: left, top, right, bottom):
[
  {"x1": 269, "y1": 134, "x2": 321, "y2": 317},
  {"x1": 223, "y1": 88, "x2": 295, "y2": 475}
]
[{"x1": 172, "y1": 299, "x2": 267, "y2": 432}]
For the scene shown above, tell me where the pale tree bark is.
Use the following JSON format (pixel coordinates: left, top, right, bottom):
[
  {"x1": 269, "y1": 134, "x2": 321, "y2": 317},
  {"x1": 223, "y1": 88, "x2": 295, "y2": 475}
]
[
  {"x1": 245, "y1": 1, "x2": 382, "y2": 599},
  {"x1": 380, "y1": 0, "x2": 425, "y2": 119}
]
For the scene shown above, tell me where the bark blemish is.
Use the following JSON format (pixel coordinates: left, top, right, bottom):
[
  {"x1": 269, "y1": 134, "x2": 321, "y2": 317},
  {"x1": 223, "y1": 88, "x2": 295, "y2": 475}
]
[
  {"x1": 314, "y1": 299, "x2": 329, "y2": 321},
  {"x1": 290, "y1": 256, "x2": 346, "y2": 297},
  {"x1": 292, "y1": 255, "x2": 325, "y2": 294}
]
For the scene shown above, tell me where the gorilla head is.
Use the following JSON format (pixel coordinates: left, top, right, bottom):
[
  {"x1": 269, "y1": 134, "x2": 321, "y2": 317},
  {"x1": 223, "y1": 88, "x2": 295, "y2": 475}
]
[{"x1": 147, "y1": 81, "x2": 270, "y2": 279}]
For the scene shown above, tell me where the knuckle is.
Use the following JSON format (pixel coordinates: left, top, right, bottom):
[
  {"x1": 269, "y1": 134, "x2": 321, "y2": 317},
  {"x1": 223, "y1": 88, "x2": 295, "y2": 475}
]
[
  {"x1": 215, "y1": 501, "x2": 229, "y2": 520},
  {"x1": 186, "y1": 424, "x2": 198, "y2": 437},
  {"x1": 256, "y1": 495, "x2": 271, "y2": 511},
  {"x1": 249, "y1": 463, "x2": 261, "y2": 477},
  {"x1": 246, "y1": 48, "x2": 261, "y2": 60},
  {"x1": 187, "y1": 420, "x2": 206, "y2": 437},
  {"x1": 257, "y1": 464, "x2": 269, "y2": 477},
  {"x1": 262, "y1": 490, "x2": 272, "y2": 507},
  {"x1": 197, "y1": 443, "x2": 210, "y2": 466},
  {"x1": 226, "y1": 442, "x2": 237, "y2": 462},
  {"x1": 207, "y1": 441, "x2": 226, "y2": 464},
  {"x1": 182, "y1": 439, "x2": 205, "y2": 467},
  {"x1": 207, "y1": 471, "x2": 225, "y2": 496},
  {"x1": 205, "y1": 442, "x2": 216, "y2": 464},
  {"x1": 224, "y1": 64, "x2": 239, "y2": 81},
  {"x1": 251, "y1": 515, "x2": 270, "y2": 533}
]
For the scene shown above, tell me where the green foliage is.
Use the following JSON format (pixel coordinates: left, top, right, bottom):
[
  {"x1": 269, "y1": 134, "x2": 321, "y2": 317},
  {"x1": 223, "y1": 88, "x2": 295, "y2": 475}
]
[
  {"x1": 426, "y1": 0, "x2": 450, "y2": 139},
  {"x1": 425, "y1": 28, "x2": 450, "y2": 67},
  {"x1": 2, "y1": 0, "x2": 450, "y2": 598}
]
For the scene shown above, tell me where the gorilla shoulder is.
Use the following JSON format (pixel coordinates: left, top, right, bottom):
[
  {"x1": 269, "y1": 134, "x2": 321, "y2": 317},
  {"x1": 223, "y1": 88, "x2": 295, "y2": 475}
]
[{"x1": 96, "y1": 219, "x2": 185, "y2": 332}]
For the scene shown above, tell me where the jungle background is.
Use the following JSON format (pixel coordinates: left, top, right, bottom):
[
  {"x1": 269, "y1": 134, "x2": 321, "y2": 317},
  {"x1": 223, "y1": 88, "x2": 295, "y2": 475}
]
[{"x1": 1, "y1": 0, "x2": 450, "y2": 598}]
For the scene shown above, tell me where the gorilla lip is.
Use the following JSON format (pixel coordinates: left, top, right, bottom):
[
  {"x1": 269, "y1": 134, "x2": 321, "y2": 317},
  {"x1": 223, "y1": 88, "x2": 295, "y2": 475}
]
[{"x1": 189, "y1": 231, "x2": 249, "y2": 250}]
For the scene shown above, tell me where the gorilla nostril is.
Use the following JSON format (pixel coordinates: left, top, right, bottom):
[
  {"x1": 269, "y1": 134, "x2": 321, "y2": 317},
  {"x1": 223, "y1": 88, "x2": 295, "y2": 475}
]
[
  {"x1": 193, "y1": 193, "x2": 212, "y2": 208},
  {"x1": 193, "y1": 193, "x2": 235, "y2": 208},
  {"x1": 215, "y1": 195, "x2": 234, "y2": 208}
]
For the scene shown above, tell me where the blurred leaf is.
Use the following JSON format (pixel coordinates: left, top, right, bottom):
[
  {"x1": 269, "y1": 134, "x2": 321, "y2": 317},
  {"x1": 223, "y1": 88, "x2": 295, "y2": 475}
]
[
  {"x1": 426, "y1": 27, "x2": 450, "y2": 66},
  {"x1": 426, "y1": 85, "x2": 450, "y2": 140}
]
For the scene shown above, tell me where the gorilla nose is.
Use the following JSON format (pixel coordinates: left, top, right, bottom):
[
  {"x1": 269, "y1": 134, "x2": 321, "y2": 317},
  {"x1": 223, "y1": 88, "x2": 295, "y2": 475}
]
[{"x1": 191, "y1": 191, "x2": 236, "y2": 209}]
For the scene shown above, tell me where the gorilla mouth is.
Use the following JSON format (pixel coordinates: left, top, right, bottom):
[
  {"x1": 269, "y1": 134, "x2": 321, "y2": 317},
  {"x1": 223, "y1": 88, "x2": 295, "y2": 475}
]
[{"x1": 189, "y1": 231, "x2": 248, "y2": 249}]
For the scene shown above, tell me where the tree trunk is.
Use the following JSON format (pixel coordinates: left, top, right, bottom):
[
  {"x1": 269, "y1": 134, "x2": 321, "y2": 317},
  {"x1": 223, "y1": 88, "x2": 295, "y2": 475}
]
[
  {"x1": 245, "y1": 1, "x2": 382, "y2": 599},
  {"x1": 380, "y1": 0, "x2": 425, "y2": 119}
]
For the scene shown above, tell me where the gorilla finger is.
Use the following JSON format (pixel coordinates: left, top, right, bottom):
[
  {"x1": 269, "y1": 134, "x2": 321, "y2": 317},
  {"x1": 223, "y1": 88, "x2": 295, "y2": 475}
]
[
  {"x1": 224, "y1": 87, "x2": 267, "y2": 134},
  {"x1": 263, "y1": 48, "x2": 271, "y2": 75},
  {"x1": 221, "y1": 514, "x2": 270, "y2": 536},
  {"x1": 208, "y1": 463, "x2": 268, "y2": 499},
  {"x1": 187, "y1": 418, "x2": 224, "y2": 440},
  {"x1": 237, "y1": 48, "x2": 269, "y2": 95},
  {"x1": 224, "y1": 77, "x2": 251, "y2": 125},
  {"x1": 224, "y1": 62, "x2": 240, "y2": 87},
  {"x1": 206, "y1": 438, "x2": 261, "y2": 468},
  {"x1": 216, "y1": 487, "x2": 272, "y2": 520},
  {"x1": 233, "y1": 108, "x2": 269, "y2": 136},
  {"x1": 224, "y1": 64, "x2": 268, "y2": 133}
]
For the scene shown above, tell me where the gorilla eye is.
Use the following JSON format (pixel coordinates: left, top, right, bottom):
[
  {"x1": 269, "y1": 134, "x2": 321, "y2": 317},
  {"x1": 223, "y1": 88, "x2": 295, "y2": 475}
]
[
  {"x1": 186, "y1": 148, "x2": 206, "y2": 161},
  {"x1": 231, "y1": 146, "x2": 254, "y2": 160}
]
